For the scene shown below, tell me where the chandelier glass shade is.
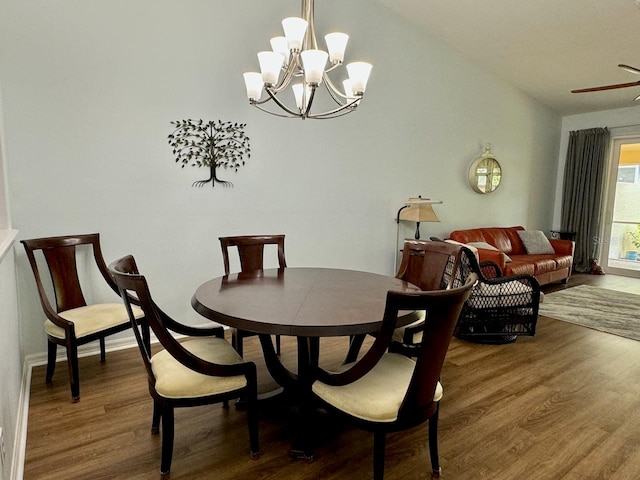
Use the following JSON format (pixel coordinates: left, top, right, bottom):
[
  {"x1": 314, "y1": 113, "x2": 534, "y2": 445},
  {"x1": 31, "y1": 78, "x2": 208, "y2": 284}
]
[{"x1": 242, "y1": 0, "x2": 372, "y2": 120}]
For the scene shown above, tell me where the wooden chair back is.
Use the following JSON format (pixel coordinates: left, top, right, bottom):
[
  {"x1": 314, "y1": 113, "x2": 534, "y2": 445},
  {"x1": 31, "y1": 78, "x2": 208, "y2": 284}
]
[
  {"x1": 395, "y1": 239, "x2": 464, "y2": 290},
  {"x1": 21, "y1": 233, "x2": 117, "y2": 316},
  {"x1": 107, "y1": 255, "x2": 156, "y2": 380},
  {"x1": 109, "y1": 255, "x2": 251, "y2": 380},
  {"x1": 387, "y1": 275, "x2": 476, "y2": 425},
  {"x1": 219, "y1": 235, "x2": 286, "y2": 275}
]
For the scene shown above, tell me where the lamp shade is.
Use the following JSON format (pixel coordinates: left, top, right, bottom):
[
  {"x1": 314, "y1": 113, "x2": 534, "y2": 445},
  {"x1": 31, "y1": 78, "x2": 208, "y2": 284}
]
[{"x1": 399, "y1": 203, "x2": 440, "y2": 223}]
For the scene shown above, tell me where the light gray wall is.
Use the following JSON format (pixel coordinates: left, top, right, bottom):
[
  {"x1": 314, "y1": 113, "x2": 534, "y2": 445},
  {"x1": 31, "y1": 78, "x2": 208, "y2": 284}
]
[{"x1": 1, "y1": 0, "x2": 561, "y2": 360}]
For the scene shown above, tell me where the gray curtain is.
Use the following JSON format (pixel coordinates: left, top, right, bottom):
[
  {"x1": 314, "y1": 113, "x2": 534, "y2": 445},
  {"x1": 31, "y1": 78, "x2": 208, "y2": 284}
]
[{"x1": 561, "y1": 127, "x2": 609, "y2": 272}]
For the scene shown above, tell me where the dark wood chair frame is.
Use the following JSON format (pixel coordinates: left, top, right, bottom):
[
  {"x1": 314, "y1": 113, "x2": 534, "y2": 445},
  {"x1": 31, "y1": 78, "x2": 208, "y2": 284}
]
[
  {"x1": 21, "y1": 233, "x2": 149, "y2": 402},
  {"x1": 109, "y1": 255, "x2": 259, "y2": 478},
  {"x1": 219, "y1": 234, "x2": 286, "y2": 355},
  {"x1": 344, "y1": 239, "x2": 465, "y2": 363},
  {"x1": 309, "y1": 274, "x2": 477, "y2": 479}
]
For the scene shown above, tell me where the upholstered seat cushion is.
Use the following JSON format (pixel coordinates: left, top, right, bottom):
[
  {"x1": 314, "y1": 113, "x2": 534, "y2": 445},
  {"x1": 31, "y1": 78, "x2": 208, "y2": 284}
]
[
  {"x1": 45, "y1": 303, "x2": 144, "y2": 339},
  {"x1": 392, "y1": 310, "x2": 426, "y2": 343},
  {"x1": 312, "y1": 353, "x2": 443, "y2": 423},
  {"x1": 467, "y1": 280, "x2": 534, "y2": 308},
  {"x1": 502, "y1": 261, "x2": 535, "y2": 277},
  {"x1": 151, "y1": 337, "x2": 247, "y2": 399}
]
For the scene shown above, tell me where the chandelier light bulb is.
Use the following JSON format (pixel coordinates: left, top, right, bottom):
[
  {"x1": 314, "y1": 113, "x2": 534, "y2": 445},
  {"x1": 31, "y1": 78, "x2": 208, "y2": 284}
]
[
  {"x1": 346, "y1": 62, "x2": 373, "y2": 94},
  {"x1": 243, "y1": 72, "x2": 264, "y2": 101},
  {"x1": 258, "y1": 51, "x2": 284, "y2": 85},
  {"x1": 270, "y1": 36, "x2": 290, "y2": 66},
  {"x1": 282, "y1": 17, "x2": 308, "y2": 51},
  {"x1": 324, "y1": 32, "x2": 349, "y2": 64},
  {"x1": 292, "y1": 83, "x2": 312, "y2": 110},
  {"x1": 301, "y1": 50, "x2": 328, "y2": 85}
]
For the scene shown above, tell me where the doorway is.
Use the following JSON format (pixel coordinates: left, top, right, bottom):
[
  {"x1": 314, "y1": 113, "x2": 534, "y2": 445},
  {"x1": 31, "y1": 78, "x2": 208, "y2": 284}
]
[{"x1": 601, "y1": 136, "x2": 640, "y2": 278}]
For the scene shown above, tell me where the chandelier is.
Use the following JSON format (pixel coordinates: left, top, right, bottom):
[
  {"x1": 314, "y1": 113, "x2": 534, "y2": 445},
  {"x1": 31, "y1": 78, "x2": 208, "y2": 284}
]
[{"x1": 242, "y1": 0, "x2": 372, "y2": 120}]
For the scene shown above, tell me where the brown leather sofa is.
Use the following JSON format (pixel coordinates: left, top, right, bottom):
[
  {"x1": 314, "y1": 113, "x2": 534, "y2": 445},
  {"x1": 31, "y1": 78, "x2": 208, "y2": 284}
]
[{"x1": 448, "y1": 226, "x2": 575, "y2": 285}]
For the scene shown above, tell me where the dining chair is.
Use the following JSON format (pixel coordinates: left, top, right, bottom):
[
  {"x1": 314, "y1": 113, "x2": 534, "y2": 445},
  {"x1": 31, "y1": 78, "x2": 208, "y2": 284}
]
[
  {"x1": 311, "y1": 273, "x2": 476, "y2": 479},
  {"x1": 219, "y1": 234, "x2": 286, "y2": 355},
  {"x1": 109, "y1": 255, "x2": 259, "y2": 479},
  {"x1": 344, "y1": 239, "x2": 465, "y2": 363},
  {"x1": 21, "y1": 233, "x2": 148, "y2": 402}
]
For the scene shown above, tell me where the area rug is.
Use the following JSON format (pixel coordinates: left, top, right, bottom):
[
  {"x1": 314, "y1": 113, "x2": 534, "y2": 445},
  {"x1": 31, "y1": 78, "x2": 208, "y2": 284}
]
[{"x1": 539, "y1": 285, "x2": 640, "y2": 341}]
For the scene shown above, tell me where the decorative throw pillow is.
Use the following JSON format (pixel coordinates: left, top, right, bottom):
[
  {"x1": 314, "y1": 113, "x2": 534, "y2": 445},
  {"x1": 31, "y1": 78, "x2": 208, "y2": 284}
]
[
  {"x1": 445, "y1": 239, "x2": 479, "y2": 261},
  {"x1": 517, "y1": 230, "x2": 555, "y2": 254},
  {"x1": 466, "y1": 241, "x2": 512, "y2": 263}
]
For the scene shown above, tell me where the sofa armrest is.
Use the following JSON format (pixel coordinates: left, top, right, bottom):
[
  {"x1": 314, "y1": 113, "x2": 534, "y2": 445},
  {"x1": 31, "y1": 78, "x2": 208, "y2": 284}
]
[
  {"x1": 476, "y1": 248, "x2": 506, "y2": 271},
  {"x1": 549, "y1": 238, "x2": 575, "y2": 257}
]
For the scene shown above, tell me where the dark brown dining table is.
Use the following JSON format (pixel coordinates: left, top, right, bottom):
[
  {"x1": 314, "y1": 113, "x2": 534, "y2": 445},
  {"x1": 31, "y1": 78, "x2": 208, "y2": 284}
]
[{"x1": 191, "y1": 267, "x2": 420, "y2": 458}]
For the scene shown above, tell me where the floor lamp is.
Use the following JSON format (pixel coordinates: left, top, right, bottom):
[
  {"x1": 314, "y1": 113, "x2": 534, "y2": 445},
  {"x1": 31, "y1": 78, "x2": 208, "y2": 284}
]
[{"x1": 395, "y1": 196, "x2": 442, "y2": 271}]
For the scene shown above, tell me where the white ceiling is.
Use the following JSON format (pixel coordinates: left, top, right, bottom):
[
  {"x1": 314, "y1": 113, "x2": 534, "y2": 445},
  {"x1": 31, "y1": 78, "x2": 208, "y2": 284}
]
[{"x1": 375, "y1": 0, "x2": 640, "y2": 116}]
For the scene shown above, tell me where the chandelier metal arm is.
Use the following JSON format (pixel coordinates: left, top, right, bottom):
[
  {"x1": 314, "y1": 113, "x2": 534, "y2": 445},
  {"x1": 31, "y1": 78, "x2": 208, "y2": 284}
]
[
  {"x1": 301, "y1": 86, "x2": 318, "y2": 119},
  {"x1": 270, "y1": 55, "x2": 301, "y2": 94},
  {"x1": 309, "y1": 107, "x2": 356, "y2": 120},
  {"x1": 251, "y1": 102, "x2": 301, "y2": 119},
  {"x1": 303, "y1": 0, "x2": 318, "y2": 50},
  {"x1": 322, "y1": 74, "x2": 349, "y2": 105},
  {"x1": 265, "y1": 88, "x2": 303, "y2": 117},
  {"x1": 307, "y1": 97, "x2": 361, "y2": 119}
]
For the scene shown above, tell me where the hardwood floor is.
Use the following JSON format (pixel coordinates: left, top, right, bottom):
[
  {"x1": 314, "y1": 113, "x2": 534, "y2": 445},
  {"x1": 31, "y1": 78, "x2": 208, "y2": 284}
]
[{"x1": 24, "y1": 273, "x2": 640, "y2": 479}]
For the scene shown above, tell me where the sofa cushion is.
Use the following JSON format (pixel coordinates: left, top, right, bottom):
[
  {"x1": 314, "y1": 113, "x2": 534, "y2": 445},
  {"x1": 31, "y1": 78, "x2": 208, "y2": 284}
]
[
  {"x1": 554, "y1": 255, "x2": 573, "y2": 270},
  {"x1": 509, "y1": 254, "x2": 568, "y2": 275},
  {"x1": 503, "y1": 260, "x2": 535, "y2": 277},
  {"x1": 517, "y1": 230, "x2": 555, "y2": 254},
  {"x1": 467, "y1": 241, "x2": 512, "y2": 262}
]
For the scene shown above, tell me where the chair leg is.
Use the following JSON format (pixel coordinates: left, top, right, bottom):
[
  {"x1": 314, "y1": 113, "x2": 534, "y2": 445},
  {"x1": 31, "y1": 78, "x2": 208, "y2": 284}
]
[
  {"x1": 428, "y1": 403, "x2": 442, "y2": 476},
  {"x1": 160, "y1": 406, "x2": 174, "y2": 478},
  {"x1": 373, "y1": 431, "x2": 386, "y2": 480},
  {"x1": 66, "y1": 342, "x2": 80, "y2": 402},
  {"x1": 344, "y1": 334, "x2": 366, "y2": 364},
  {"x1": 46, "y1": 340, "x2": 57, "y2": 383},
  {"x1": 99, "y1": 337, "x2": 106, "y2": 362},
  {"x1": 246, "y1": 391, "x2": 260, "y2": 459},
  {"x1": 232, "y1": 329, "x2": 243, "y2": 356},
  {"x1": 151, "y1": 401, "x2": 161, "y2": 435},
  {"x1": 275, "y1": 335, "x2": 281, "y2": 355}
]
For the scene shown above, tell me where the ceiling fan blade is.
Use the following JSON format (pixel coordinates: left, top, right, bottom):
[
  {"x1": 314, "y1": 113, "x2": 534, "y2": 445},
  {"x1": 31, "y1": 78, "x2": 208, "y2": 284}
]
[
  {"x1": 619, "y1": 64, "x2": 640, "y2": 75},
  {"x1": 571, "y1": 80, "x2": 640, "y2": 93}
]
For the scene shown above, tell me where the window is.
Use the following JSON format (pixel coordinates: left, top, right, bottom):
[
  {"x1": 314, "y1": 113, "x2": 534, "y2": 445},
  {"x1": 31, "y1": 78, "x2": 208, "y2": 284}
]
[{"x1": 618, "y1": 165, "x2": 640, "y2": 184}]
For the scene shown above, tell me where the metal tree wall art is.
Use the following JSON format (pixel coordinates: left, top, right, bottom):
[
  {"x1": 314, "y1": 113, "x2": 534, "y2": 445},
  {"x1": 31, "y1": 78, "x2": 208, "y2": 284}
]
[{"x1": 168, "y1": 119, "x2": 251, "y2": 187}]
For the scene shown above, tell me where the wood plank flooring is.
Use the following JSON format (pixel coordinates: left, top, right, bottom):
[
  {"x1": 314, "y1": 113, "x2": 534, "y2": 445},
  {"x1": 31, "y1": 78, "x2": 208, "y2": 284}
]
[{"x1": 24, "y1": 273, "x2": 640, "y2": 479}]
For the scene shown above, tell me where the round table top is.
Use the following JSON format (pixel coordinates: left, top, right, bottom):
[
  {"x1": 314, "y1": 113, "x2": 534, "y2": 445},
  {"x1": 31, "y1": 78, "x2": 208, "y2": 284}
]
[{"x1": 192, "y1": 267, "x2": 419, "y2": 337}]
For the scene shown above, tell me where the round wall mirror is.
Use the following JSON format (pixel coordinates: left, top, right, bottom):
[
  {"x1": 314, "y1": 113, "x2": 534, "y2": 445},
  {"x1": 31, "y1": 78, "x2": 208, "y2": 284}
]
[{"x1": 468, "y1": 145, "x2": 502, "y2": 193}]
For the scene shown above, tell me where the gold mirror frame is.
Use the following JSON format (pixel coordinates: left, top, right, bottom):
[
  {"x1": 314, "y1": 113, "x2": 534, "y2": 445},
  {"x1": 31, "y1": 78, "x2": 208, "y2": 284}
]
[{"x1": 468, "y1": 145, "x2": 502, "y2": 194}]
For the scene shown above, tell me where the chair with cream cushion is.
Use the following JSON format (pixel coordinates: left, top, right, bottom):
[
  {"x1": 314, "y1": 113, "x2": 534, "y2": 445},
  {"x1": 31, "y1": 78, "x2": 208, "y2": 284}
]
[
  {"x1": 109, "y1": 254, "x2": 259, "y2": 479},
  {"x1": 344, "y1": 239, "x2": 464, "y2": 363},
  {"x1": 219, "y1": 234, "x2": 286, "y2": 355},
  {"x1": 311, "y1": 274, "x2": 476, "y2": 479},
  {"x1": 21, "y1": 233, "x2": 148, "y2": 402}
]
